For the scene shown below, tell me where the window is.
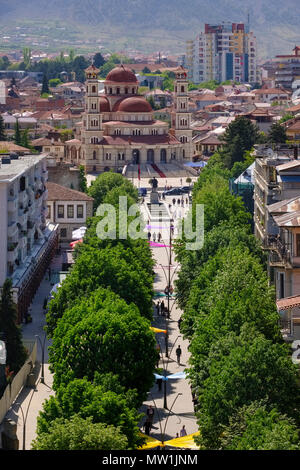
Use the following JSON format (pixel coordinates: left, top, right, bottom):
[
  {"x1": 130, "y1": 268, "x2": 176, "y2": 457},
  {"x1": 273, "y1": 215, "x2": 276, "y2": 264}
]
[
  {"x1": 57, "y1": 205, "x2": 64, "y2": 218},
  {"x1": 67, "y1": 205, "x2": 74, "y2": 218},
  {"x1": 47, "y1": 205, "x2": 51, "y2": 218},
  {"x1": 118, "y1": 153, "x2": 125, "y2": 161},
  {"x1": 92, "y1": 85, "x2": 96, "y2": 93},
  {"x1": 77, "y1": 205, "x2": 84, "y2": 218},
  {"x1": 279, "y1": 272, "x2": 285, "y2": 299},
  {"x1": 105, "y1": 153, "x2": 111, "y2": 160},
  {"x1": 296, "y1": 234, "x2": 300, "y2": 257},
  {"x1": 60, "y1": 228, "x2": 67, "y2": 238},
  {"x1": 93, "y1": 150, "x2": 97, "y2": 160}
]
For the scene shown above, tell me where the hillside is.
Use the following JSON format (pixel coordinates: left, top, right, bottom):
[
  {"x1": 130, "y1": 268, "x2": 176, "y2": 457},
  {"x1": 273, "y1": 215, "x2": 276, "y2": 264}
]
[{"x1": 0, "y1": 0, "x2": 299, "y2": 58}]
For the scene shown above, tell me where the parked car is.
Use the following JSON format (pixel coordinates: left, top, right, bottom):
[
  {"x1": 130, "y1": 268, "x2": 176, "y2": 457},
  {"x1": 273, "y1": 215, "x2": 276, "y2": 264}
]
[
  {"x1": 163, "y1": 188, "x2": 184, "y2": 196},
  {"x1": 179, "y1": 186, "x2": 193, "y2": 193},
  {"x1": 138, "y1": 187, "x2": 147, "y2": 197}
]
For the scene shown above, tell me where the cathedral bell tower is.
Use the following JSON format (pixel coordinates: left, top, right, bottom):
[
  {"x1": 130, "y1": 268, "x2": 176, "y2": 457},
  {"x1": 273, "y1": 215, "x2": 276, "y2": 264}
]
[
  {"x1": 173, "y1": 66, "x2": 193, "y2": 161},
  {"x1": 82, "y1": 64, "x2": 103, "y2": 171}
]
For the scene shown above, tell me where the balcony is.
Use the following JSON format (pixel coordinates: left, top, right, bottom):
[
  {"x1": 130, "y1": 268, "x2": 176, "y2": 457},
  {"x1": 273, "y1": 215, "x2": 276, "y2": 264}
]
[
  {"x1": 7, "y1": 222, "x2": 18, "y2": 238},
  {"x1": 7, "y1": 197, "x2": 18, "y2": 213},
  {"x1": 268, "y1": 235, "x2": 292, "y2": 267},
  {"x1": 19, "y1": 190, "x2": 28, "y2": 207},
  {"x1": 18, "y1": 211, "x2": 28, "y2": 227},
  {"x1": 7, "y1": 244, "x2": 18, "y2": 263}
]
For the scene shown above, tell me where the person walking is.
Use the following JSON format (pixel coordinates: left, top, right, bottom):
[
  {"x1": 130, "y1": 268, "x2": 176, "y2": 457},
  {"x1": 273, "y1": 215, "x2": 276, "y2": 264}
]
[
  {"x1": 158, "y1": 232, "x2": 162, "y2": 242},
  {"x1": 144, "y1": 419, "x2": 151, "y2": 436},
  {"x1": 160, "y1": 300, "x2": 165, "y2": 314},
  {"x1": 180, "y1": 425, "x2": 187, "y2": 437},
  {"x1": 146, "y1": 405, "x2": 155, "y2": 430},
  {"x1": 153, "y1": 232, "x2": 156, "y2": 242},
  {"x1": 156, "y1": 301, "x2": 160, "y2": 316},
  {"x1": 156, "y1": 377, "x2": 162, "y2": 392},
  {"x1": 172, "y1": 198, "x2": 176, "y2": 205},
  {"x1": 178, "y1": 316, "x2": 182, "y2": 331},
  {"x1": 177, "y1": 198, "x2": 180, "y2": 205},
  {"x1": 176, "y1": 345, "x2": 182, "y2": 365},
  {"x1": 148, "y1": 231, "x2": 151, "y2": 241}
]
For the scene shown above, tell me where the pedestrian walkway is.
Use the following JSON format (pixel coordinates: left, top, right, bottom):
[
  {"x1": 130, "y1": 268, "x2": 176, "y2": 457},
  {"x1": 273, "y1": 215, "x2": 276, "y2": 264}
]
[
  {"x1": 0, "y1": 255, "x2": 64, "y2": 449},
  {"x1": 139, "y1": 198, "x2": 198, "y2": 443}
]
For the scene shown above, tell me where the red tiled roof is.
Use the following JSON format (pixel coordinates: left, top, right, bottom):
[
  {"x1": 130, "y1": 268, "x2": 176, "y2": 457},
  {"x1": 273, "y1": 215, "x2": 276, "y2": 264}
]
[
  {"x1": 46, "y1": 182, "x2": 94, "y2": 201},
  {"x1": 105, "y1": 65, "x2": 137, "y2": 84},
  {"x1": 276, "y1": 295, "x2": 300, "y2": 311}
]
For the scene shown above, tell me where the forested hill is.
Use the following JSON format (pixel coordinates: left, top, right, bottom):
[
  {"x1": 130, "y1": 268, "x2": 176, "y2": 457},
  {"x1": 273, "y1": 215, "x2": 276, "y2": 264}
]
[{"x1": 0, "y1": 0, "x2": 299, "y2": 57}]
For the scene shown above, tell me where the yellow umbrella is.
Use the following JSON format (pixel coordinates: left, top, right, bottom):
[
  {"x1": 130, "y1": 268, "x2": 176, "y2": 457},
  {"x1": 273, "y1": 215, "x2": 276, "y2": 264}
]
[
  {"x1": 150, "y1": 327, "x2": 167, "y2": 334},
  {"x1": 138, "y1": 432, "x2": 200, "y2": 450}
]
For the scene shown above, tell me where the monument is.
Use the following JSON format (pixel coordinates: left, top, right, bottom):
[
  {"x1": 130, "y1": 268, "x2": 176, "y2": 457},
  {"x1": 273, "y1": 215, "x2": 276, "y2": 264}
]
[{"x1": 150, "y1": 177, "x2": 159, "y2": 204}]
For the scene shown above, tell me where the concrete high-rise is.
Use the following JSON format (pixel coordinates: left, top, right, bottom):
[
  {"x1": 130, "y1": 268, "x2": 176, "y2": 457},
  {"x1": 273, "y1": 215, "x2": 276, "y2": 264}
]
[{"x1": 185, "y1": 22, "x2": 258, "y2": 85}]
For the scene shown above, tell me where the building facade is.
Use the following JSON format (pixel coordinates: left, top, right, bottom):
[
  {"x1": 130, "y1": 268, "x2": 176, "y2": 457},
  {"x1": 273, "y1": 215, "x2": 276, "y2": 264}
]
[
  {"x1": 186, "y1": 22, "x2": 258, "y2": 85},
  {"x1": 0, "y1": 154, "x2": 58, "y2": 322},
  {"x1": 65, "y1": 64, "x2": 193, "y2": 173},
  {"x1": 46, "y1": 182, "x2": 94, "y2": 246}
]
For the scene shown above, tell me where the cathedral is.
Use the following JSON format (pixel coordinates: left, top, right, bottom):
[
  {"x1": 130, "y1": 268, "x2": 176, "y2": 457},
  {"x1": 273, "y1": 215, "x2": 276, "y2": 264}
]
[{"x1": 65, "y1": 64, "x2": 193, "y2": 174}]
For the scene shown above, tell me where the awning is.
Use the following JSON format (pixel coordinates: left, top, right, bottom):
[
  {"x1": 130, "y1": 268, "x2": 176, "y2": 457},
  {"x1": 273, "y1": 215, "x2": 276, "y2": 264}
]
[
  {"x1": 150, "y1": 327, "x2": 167, "y2": 334},
  {"x1": 139, "y1": 432, "x2": 200, "y2": 450},
  {"x1": 72, "y1": 226, "x2": 87, "y2": 240},
  {"x1": 154, "y1": 371, "x2": 186, "y2": 380}
]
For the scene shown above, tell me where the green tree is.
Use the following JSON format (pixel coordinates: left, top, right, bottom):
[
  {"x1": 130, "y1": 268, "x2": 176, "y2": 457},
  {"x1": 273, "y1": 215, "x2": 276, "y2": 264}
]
[
  {"x1": 20, "y1": 129, "x2": 30, "y2": 149},
  {"x1": 147, "y1": 95, "x2": 156, "y2": 110},
  {"x1": 142, "y1": 67, "x2": 151, "y2": 74},
  {"x1": 22, "y1": 47, "x2": 31, "y2": 69},
  {"x1": 93, "y1": 52, "x2": 105, "y2": 68},
  {"x1": 35, "y1": 375, "x2": 142, "y2": 448},
  {"x1": 220, "y1": 401, "x2": 300, "y2": 450},
  {"x1": 41, "y1": 74, "x2": 50, "y2": 95},
  {"x1": 46, "y1": 247, "x2": 153, "y2": 335},
  {"x1": 49, "y1": 78, "x2": 62, "y2": 88},
  {"x1": 78, "y1": 165, "x2": 88, "y2": 193},
  {"x1": 220, "y1": 117, "x2": 260, "y2": 169},
  {"x1": 195, "y1": 327, "x2": 300, "y2": 449},
  {"x1": 49, "y1": 289, "x2": 157, "y2": 397},
  {"x1": 88, "y1": 172, "x2": 138, "y2": 210},
  {"x1": 267, "y1": 122, "x2": 287, "y2": 144},
  {"x1": 0, "y1": 279, "x2": 27, "y2": 374},
  {"x1": 0, "y1": 114, "x2": 6, "y2": 141},
  {"x1": 13, "y1": 120, "x2": 21, "y2": 146},
  {"x1": 31, "y1": 415, "x2": 128, "y2": 450}
]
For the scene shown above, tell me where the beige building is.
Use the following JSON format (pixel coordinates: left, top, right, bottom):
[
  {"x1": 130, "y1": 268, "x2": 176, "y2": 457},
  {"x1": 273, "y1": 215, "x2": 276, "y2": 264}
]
[
  {"x1": 46, "y1": 182, "x2": 94, "y2": 246},
  {"x1": 65, "y1": 64, "x2": 193, "y2": 174}
]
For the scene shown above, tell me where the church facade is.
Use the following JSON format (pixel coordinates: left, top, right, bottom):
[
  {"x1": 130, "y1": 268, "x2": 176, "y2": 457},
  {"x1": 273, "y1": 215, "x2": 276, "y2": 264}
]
[{"x1": 65, "y1": 64, "x2": 193, "y2": 173}]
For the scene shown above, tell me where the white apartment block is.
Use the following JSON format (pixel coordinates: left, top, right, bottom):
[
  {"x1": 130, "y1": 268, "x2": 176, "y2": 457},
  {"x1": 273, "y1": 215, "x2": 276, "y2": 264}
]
[
  {"x1": 186, "y1": 22, "x2": 258, "y2": 85},
  {"x1": 0, "y1": 154, "x2": 58, "y2": 322}
]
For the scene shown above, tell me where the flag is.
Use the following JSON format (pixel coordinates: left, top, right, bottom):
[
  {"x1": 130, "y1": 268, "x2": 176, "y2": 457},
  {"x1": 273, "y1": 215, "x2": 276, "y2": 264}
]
[{"x1": 138, "y1": 164, "x2": 141, "y2": 180}]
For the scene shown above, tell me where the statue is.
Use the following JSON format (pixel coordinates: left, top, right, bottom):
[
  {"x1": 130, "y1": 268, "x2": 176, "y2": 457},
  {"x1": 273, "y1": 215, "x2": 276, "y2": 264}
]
[{"x1": 150, "y1": 177, "x2": 159, "y2": 204}]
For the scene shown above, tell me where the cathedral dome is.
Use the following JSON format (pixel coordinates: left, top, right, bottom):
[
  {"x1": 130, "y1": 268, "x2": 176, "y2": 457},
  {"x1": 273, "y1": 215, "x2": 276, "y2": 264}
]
[
  {"x1": 116, "y1": 97, "x2": 152, "y2": 113},
  {"x1": 99, "y1": 96, "x2": 110, "y2": 112},
  {"x1": 105, "y1": 65, "x2": 138, "y2": 83}
]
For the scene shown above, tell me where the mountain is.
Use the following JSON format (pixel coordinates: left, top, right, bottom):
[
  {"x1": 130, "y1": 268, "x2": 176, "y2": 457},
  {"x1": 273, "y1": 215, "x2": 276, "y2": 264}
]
[{"x1": 0, "y1": 0, "x2": 299, "y2": 58}]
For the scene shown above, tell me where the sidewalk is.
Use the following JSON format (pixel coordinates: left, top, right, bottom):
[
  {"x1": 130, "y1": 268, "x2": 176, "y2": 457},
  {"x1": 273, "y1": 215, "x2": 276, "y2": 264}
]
[
  {"x1": 139, "y1": 195, "x2": 198, "y2": 442},
  {"x1": 1, "y1": 255, "x2": 61, "y2": 449}
]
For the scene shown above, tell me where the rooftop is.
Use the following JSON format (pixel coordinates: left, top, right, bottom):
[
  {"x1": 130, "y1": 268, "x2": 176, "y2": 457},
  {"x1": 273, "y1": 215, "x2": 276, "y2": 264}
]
[
  {"x1": 46, "y1": 181, "x2": 94, "y2": 202},
  {"x1": 0, "y1": 154, "x2": 46, "y2": 183}
]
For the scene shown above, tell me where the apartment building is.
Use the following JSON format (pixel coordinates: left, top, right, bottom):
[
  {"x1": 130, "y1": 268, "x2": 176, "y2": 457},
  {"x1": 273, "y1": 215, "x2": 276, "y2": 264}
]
[
  {"x1": 253, "y1": 145, "x2": 300, "y2": 339},
  {"x1": 0, "y1": 154, "x2": 59, "y2": 322},
  {"x1": 274, "y1": 46, "x2": 300, "y2": 90},
  {"x1": 186, "y1": 22, "x2": 258, "y2": 85}
]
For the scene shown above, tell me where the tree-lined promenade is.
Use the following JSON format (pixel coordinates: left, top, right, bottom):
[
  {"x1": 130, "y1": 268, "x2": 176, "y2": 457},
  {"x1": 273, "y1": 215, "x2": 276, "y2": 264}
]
[{"x1": 33, "y1": 172, "x2": 158, "y2": 450}]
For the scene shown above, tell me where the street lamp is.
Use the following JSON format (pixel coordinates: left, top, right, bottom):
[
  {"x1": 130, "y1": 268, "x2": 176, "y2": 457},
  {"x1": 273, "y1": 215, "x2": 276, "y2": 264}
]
[
  {"x1": 35, "y1": 333, "x2": 47, "y2": 384},
  {"x1": 148, "y1": 392, "x2": 182, "y2": 445}
]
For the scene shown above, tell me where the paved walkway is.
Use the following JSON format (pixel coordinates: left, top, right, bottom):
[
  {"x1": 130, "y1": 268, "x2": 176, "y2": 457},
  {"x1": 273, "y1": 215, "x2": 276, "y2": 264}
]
[
  {"x1": 1, "y1": 192, "x2": 196, "y2": 449},
  {"x1": 139, "y1": 194, "x2": 198, "y2": 442}
]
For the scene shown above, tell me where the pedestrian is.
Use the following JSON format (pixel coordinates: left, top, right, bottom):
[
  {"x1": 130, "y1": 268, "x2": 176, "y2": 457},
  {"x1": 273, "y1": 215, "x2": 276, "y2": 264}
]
[
  {"x1": 160, "y1": 300, "x2": 165, "y2": 313},
  {"x1": 180, "y1": 425, "x2": 187, "y2": 437},
  {"x1": 146, "y1": 405, "x2": 155, "y2": 428},
  {"x1": 177, "y1": 198, "x2": 180, "y2": 205},
  {"x1": 176, "y1": 345, "x2": 182, "y2": 365},
  {"x1": 148, "y1": 231, "x2": 151, "y2": 241},
  {"x1": 158, "y1": 232, "x2": 162, "y2": 242},
  {"x1": 153, "y1": 232, "x2": 156, "y2": 242},
  {"x1": 172, "y1": 198, "x2": 176, "y2": 205},
  {"x1": 186, "y1": 197, "x2": 188, "y2": 205},
  {"x1": 156, "y1": 301, "x2": 160, "y2": 316},
  {"x1": 176, "y1": 433, "x2": 179, "y2": 438},
  {"x1": 178, "y1": 316, "x2": 182, "y2": 331}
]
